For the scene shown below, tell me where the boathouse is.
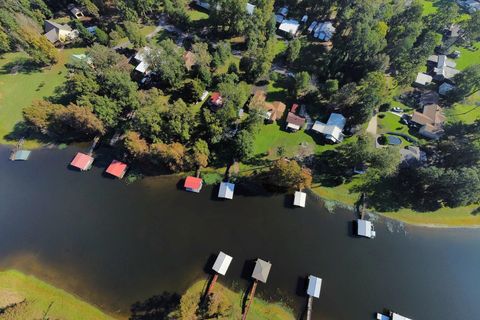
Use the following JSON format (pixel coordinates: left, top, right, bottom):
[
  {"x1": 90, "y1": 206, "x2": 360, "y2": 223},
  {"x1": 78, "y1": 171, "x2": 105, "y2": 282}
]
[
  {"x1": 70, "y1": 152, "x2": 94, "y2": 171},
  {"x1": 106, "y1": 160, "x2": 128, "y2": 179},
  {"x1": 356, "y1": 219, "x2": 376, "y2": 238},
  {"x1": 252, "y1": 259, "x2": 272, "y2": 283},
  {"x1": 377, "y1": 311, "x2": 412, "y2": 320},
  {"x1": 184, "y1": 176, "x2": 203, "y2": 193},
  {"x1": 218, "y1": 182, "x2": 235, "y2": 200},
  {"x1": 10, "y1": 150, "x2": 31, "y2": 161},
  {"x1": 293, "y1": 191, "x2": 306, "y2": 207},
  {"x1": 307, "y1": 275, "x2": 322, "y2": 298},
  {"x1": 212, "y1": 251, "x2": 233, "y2": 276}
]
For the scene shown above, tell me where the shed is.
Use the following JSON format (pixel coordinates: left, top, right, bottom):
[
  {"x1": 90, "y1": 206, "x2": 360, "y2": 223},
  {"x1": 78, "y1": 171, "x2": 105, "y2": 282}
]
[
  {"x1": 218, "y1": 182, "x2": 235, "y2": 199},
  {"x1": 212, "y1": 251, "x2": 233, "y2": 276},
  {"x1": 184, "y1": 176, "x2": 203, "y2": 193},
  {"x1": 279, "y1": 19, "x2": 300, "y2": 36},
  {"x1": 307, "y1": 275, "x2": 322, "y2": 298},
  {"x1": 293, "y1": 191, "x2": 306, "y2": 208},
  {"x1": 356, "y1": 219, "x2": 376, "y2": 238},
  {"x1": 11, "y1": 150, "x2": 31, "y2": 161},
  {"x1": 252, "y1": 259, "x2": 272, "y2": 283},
  {"x1": 106, "y1": 160, "x2": 128, "y2": 179},
  {"x1": 70, "y1": 152, "x2": 94, "y2": 171}
]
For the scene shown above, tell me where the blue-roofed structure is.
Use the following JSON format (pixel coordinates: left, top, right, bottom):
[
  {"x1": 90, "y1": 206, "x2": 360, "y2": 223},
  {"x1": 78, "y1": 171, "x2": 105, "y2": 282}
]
[
  {"x1": 11, "y1": 150, "x2": 31, "y2": 161},
  {"x1": 218, "y1": 182, "x2": 235, "y2": 200}
]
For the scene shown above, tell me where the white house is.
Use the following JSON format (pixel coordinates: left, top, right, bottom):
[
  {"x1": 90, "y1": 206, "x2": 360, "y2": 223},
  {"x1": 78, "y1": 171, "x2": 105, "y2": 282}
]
[
  {"x1": 311, "y1": 113, "x2": 346, "y2": 143},
  {"x1": 44, "y1": 20, "x2": 77, "y2": 44},
  {"x1": 279, "y1": 19, "x2": 300, "y2": 36},
  {"x1": 133, "y1": 47, "x2": 152, "y2": 74}
]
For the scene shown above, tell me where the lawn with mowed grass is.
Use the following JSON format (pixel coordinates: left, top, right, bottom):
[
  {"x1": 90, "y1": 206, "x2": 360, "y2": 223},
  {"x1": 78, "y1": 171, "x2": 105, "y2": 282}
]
[
  {"x1": 451, "y1": 41, "x2": 480, "y2": 70},
  {"x1": 0, "y1": 270, "x2": 115, "y2": 320},
  {"x1": 183, "y1": 280, "x2": 294, "y2": 320},
  {"x1": 445, "y1": 92, "x2": 480, "y2": 124},
  {"x1": 0, "y1": 48, "x2": 84, "y2": 148},
  {"x1": 377, "y1": 112, "x2": 424, "y2": 145}
]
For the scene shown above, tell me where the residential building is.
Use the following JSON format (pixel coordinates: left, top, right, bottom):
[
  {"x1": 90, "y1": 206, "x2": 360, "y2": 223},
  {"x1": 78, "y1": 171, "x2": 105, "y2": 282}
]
[
  {"x1": 311, "y1": 113, "x2": 346, "y2": 143},
  {"x1": 286, "y1": 104, "x2": 306, "y2": 131},
  {"x1": 428, "y1": 54, "x2": 460, "y2": 81},
  {"x1": 133, "y1": 47, "x2": 152, "y2": 74},
  {"x1": 44, "y1": 20, "x2": 77, "y2": 44},
  {"x1": 411, "y1": 104, "x2": 446, "y2": 139},
  {"x1": 414, "y1": 73, "x2": 433, "y2": 87},
  {"x1": 313, "y1": 21, "x2": 336, "y2": 41},
  {"x1": 278, "y1": 19, "x2": 300, "y2": 36},
  {"x1": 438, "y1": 82, "x2": 455, "y2": 96}
]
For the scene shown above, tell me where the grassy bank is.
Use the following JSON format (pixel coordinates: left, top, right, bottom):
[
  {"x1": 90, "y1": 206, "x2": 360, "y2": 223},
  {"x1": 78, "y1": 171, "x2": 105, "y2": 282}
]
[
  {"x1": 184, "y1": 280, "x2": 295, "y2": 320},
  {"x1": 312, "y1": 182, "x2": 480, "y2": 227},
  {"x1": 0, "y1": 48, "x2": 84, "y2": 148},
  {"x1": 0, "y1": 270, "x2": 115, "y2": 320}
]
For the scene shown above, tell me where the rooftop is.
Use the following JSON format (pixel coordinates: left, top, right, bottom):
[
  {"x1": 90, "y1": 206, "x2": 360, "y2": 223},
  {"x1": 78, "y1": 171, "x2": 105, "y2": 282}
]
[
  {"x1": 70, "y1": 152, "x2": 94, "y2": 171},
  {"x1": 252, "y1": 258, "x2": 272, "y2": 283},
  {"x1": 106, "y1": 160, "x2": 128, "y2": 179}
]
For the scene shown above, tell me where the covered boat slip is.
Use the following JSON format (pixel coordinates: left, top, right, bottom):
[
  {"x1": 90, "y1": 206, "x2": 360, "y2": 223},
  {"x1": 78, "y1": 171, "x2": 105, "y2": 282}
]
[
  {"x1": 252, "y1": 259, "x2": 272, "y2": 283},
  {"x1": 377, "y1": 312, "x2": 412, "y2": 320},
  {"x1": 212, "y1": 251, "x2": 233, "y2": 276},
  {"x1": 307, "y1": 275, "x2": 322, "y2": 298},
  {"x1": 294, "y1": 191, "x2": 306, "y2": 207},
  {"x1": 218, "y1": 182, "x2": 235, "y2": 200},
  {"x1": 70, "y1": 152, "x2": 94, "y2": 171},
  {"x1": 356, "y1": 219, "x2": 376, "y2": 238},
  {"x1": 10, "y1": 150, "x2": 31, "y2": 161}
]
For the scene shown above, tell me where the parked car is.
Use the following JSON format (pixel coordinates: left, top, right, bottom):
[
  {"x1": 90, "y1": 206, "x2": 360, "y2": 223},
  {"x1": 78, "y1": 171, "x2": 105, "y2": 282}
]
[{"x1": 392, "y1": 107, "x2": 404, "y2": 113}]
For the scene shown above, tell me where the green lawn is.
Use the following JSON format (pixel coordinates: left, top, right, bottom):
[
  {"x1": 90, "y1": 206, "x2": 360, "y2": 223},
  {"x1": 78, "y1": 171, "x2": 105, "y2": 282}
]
[
  {"x1": 182, "y1": 280, "x2": 294, "y2": 320},
  {"x1": 445, "y1": 92, "x2": 480, "y2": 124},
  {"x1": 377, "y1": 112, "x2": 424, "y2": 145},
  {"x1": 0, "y1": 48, "x2": 84, "y2": 148},
  {"x1": 0, "y1": 270, "x2": 114, "y2": 320},
  {"x1": 419, "y1": 0, "x2": 438, "y2": 16},
  {"x1": 451, "y1": 41, "x2": 480, "y2": 70},
  {"x1": 187, "y1": 8, "x2": 209, "y2": 21}
]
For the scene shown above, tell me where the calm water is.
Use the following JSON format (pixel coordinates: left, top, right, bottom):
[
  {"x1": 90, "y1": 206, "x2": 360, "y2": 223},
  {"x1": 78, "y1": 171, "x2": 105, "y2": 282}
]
[{"x1": 0, "y1": 145, "x2": 479, "y2": 319}]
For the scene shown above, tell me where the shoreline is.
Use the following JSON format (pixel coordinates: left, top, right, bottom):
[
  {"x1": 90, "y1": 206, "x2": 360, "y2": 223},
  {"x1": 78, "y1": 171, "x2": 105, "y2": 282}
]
[{"x1": 3, "y1": 142, "x2": 479, "y2": 229}]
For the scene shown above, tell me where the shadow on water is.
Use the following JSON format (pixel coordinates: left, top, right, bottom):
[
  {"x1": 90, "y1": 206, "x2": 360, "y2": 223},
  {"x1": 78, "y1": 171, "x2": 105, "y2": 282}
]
[
  {"x1": 129, "y1": 292, "x2": 181, "y2": 320},
  {"x1": 295, "y1": 276, "x2": 309, "y2": 320}
]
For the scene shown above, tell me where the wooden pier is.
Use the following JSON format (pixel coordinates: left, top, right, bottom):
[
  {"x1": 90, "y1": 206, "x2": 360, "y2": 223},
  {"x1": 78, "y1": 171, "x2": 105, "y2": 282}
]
[
  {"x1": 306, "y1": 296, "x2": 313, "y2": 320},
  {"x1": 241, "y1": 281, "x2": 257, "y2": 320},
  {"x1": 242, "y1": 259, "x2": 271, "y2": 320}
]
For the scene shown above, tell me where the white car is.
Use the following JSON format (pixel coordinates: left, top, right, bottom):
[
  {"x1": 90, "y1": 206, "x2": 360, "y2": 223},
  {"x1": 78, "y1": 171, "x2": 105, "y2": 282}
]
[{"x1": 392, "y1": 107, "x2": 404, "y2": 113}]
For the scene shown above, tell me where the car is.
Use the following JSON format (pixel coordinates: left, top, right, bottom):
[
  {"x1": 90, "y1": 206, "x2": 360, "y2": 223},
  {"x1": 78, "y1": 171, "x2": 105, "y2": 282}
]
[{"x1": 392, "y1": 107, "x2": 404, "y2": 113}]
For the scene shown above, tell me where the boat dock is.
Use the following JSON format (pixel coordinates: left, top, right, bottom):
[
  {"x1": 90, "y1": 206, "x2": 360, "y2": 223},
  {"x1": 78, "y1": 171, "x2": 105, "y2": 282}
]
[
  {"x1": 306, "y1": 275, "x2": 322, "y2": 320},
  {"x1": 205, "y1": 251, "x2": 232, "y2": 298},
  {"x1": 242, "y1": 258, "x2": 271, "y2": 320}
]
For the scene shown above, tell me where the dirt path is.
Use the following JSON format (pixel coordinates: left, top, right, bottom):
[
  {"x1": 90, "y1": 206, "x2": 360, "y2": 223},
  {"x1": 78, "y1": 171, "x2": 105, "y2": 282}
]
[{"x1": 366, "y1": 114, "x2": 377, "y2": 136}]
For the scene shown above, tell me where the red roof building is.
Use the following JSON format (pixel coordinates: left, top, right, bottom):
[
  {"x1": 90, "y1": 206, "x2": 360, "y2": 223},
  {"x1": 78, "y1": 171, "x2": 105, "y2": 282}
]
[
  {"x1": 184, "y1": 176, "x2": 203, "y2": 193},
  {"x1": 209, "y1": 92, "x2": 224, "y2": 111},
  {"x1": 70, "y1": 152, "x2": 94, "y2": 171},
  {"x1": 106, "y1": 160, "x2": 128, "y2": 179},
  {"x1": 291, "y1": 103, "x2": 299, "y2": 113}
]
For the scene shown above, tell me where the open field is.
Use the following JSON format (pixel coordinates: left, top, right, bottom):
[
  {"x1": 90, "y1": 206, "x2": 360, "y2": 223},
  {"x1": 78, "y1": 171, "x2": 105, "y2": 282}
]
[
  {"x1": 446, "y1": 92, "x2": 480, "y2": 124},
  {"x1": 452, "y1": 41, "x2": 480, "y2": 70},
  {"x1": 0, "y1": 270, "x2": 114, "y2": 320},
  {"x1": 0, "y1": 48, "x2": 84, "y2": 148},
  {"x1": 183, "y1": 280, "x2": 294, "y2": 320}
]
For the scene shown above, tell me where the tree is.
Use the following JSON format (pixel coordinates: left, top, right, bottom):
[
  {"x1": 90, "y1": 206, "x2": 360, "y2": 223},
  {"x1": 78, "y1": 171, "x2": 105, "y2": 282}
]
[
  {"x1": 268, "y1": 159, "x2": 312, "y2": 190},
  {"x1": 79, "y1": 0, "x2": 100, "y2": 17},
  {"x1": 23, "y1": 100, "x2": 62, "y2": 133},
  {"x1": 151, "y1": 142, "x2": 188, "y2": 172},
  {"x1": 183, "y1": 79, "x2": 206, "y2": 103},
  {"x1": 425, "y1": 1, "x2": 459, "y2": 33},
  {"x1": 50, "y1": 104, "x2": 105, "y2": 139},
  {"x1": 100, "y1": 70, "x2": 139, "y2": 112},
  {"x1": 450, "y1": 64, "x2": 480, "y2": 101},
  {"x1": 212, "y1": 41, "x2": 231, "y2": 68},
  {"x1": 191, "y1": 42, "x2": 212, "y2": 69},
  {"x1": 231, "y1": 130, "x2": 254, "y2": 162},
  {"x1": 209, "y1": 0, "x2": 248, "y2": 35},
  {"x1": 286, "y1": 38, "x2": 301, "y2": 64},
  {"x1": 164, "y1": 0, "x2": 190, "y2": 25},
  {"x1": 148, "y1": 39, "x2": 186, "y2": 88},
  {"x1": 73, "y1": 20, "x2": 95, "y2": 45},
  {"x1": 87, "y1": 95, "x2": 121, "y2": 129},
  {"x1": 20, "y1": 25, "x2": 58, "y2": 65},
  {"x1": 293, "y1": 71, "x2": 312, "y2": 97},
  {"x1": 191, "y1": 139, "x2": 210, "y2": 169},
  {"x1": 134, "y1": 101, "x2": 166, "y2": 142},
  {"x1": 95, "y1": 27, "x2": 109, "y2": 46},
  {"x1": 123, "y1": 131, "x2": 149, "y2": 159},
  {"x1": 161, "y1": 99, "x2": 195, "y2": 144},
  {"x1": 324, "y1": 79, "x2": 339, "y2": 97},
  {"x1": 86, "y1": 44, "x2": 126, "y2": 71},
  {"x1": 460, "y1": 11, "x2": 480, "y2": 46},
  {"x1": 124, "y1": 22, "x2": 146, "y2": 48}
]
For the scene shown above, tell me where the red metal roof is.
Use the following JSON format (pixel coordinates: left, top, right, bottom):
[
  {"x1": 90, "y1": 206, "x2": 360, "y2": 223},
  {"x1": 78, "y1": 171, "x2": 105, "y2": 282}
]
[
  {"x1": 106, "y1": 160, "x2": 128, "y2": 178},
  {"x1": 291, "y1": 103, "x2": 299, "y2": 113},
  {"x1": 210, "y1": 92, "x2": 222, "y2": 105},
  {"x1": 70, "y1": 152, "x2": 93, "y2": 170},
  {"x1": 184, "y1": 176, "x2": 202, "y2": 190}
]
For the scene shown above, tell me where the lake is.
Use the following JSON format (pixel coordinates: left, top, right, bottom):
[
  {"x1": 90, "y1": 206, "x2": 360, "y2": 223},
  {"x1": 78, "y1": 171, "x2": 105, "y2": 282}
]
[{"x1": 0, "y1": 145, "x2": 479, "y2": 319}]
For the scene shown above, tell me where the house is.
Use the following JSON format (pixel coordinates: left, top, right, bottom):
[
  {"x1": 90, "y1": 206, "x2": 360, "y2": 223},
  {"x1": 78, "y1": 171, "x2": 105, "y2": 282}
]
[
  {"x1": 311, "y1": 113, "x2": 346, "y2": 143},
  {"x1": 307, "y1": 275, "x2": 322, "y2": 298},
  {"x1": 249, "y1": 91, "x2": 286, "y2": 122},
  {"x1": 313, "y1": 21, "x2": 336, "y2": 41},
  {"x1": 68, "y1": 4, "x2": 84, "y2": 19},
  {"x1": 252, "y1": 259, "x2": 272, "y2": 283},
  {"x1": 70, "y1": 152, "x2": 94, "y2": 171},
  {"x1": 208, "y1": 92, "x2": 224, "y2": 111},
  {"x1": 414, "y1": 73, "x2": 433, "y2": 87},
  {"x1": 183, "y1": 51, "x2": 196, "y2": 71},
  {"x1": 212, "y1": 251, "x2": 233, "y2": 276},
  {"x1": 356, "y1": 219, "x2": 376, "y2": 238},
  {"x1": 286, "y1": 104, "x2": 306, "y2": 131},
  {"x1": 428, "y1": 54, "x2": 460, "y2": 81},
  {"x1": 307, "y1": 21, "x2": 318, "y2": 33},
  {"x1": 438, "y1": 82, "x2": 455, "y2": 96},
  {"x1": 184, "y1": 176, "x2": 203, "y2": 193},
  {"x1": 278, "y1": 19, "x2": 300, "y2": 36},
  {"x1": 293, "y1": 191, "x2": 306, "y2": 208},
  {"x1": 106, "y1": 160, "x2": 128, "y2": 179},
  {"x1": 411, "y1": 104, "x2": 446, "y2": 139},
  {"x1": 44, "y1": 20, "x2": 77, "y2": 44},
  {"x1": 420, "y1": 91, "x2": 440, "y2": 106},
  {"x1": 218, "y1": 182, "x2": 235, "y2": 200},
  {"x1": 400, "y1": 146, "x2": 426, "y2": 166},
  {"x1": 133, "y1": 47, "x2": 151, "y2": 74}
]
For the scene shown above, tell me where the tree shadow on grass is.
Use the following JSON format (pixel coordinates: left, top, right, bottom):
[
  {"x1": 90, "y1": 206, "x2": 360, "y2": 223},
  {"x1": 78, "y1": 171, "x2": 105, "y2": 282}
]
[
  {"x1": 129, "y1": 292, "x2": 181, "y2": 320},
  {"x1": 3, "y1": 122, "x2": 53, "y2": 145},
  {"x1": 0, "y1": 57, "x2": 45, "y2": 75}
]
